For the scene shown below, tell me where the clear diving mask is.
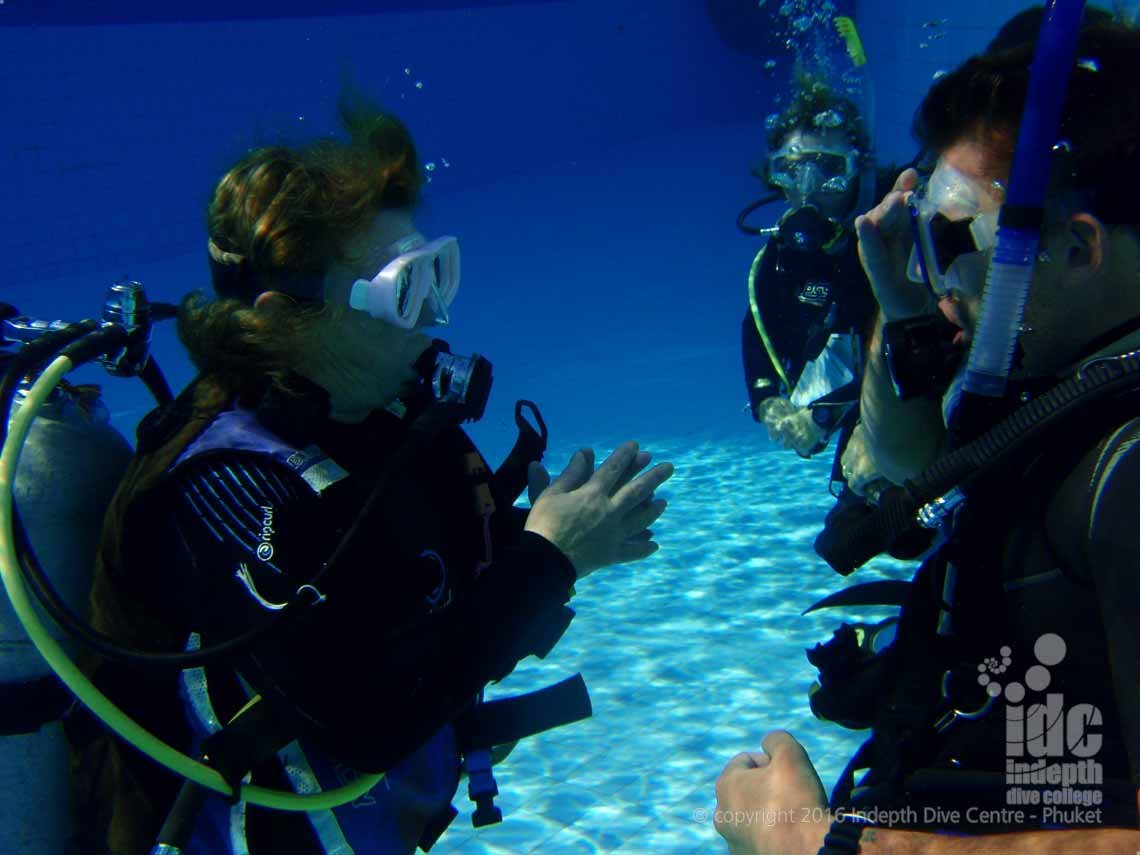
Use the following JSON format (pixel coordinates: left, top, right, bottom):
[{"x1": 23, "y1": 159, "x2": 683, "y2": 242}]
[
  {"x1": 767, "y1": 142, "x2": 860, "y2": 207},
  {"x1": 907, "y1": 162, "x2": 1001, "y2": 298},
  {"x1": 349, "y1": 234, "x2": 460, "y2": 329}
]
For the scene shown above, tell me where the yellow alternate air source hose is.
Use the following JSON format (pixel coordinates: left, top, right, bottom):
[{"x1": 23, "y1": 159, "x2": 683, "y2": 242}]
[
  {"x1": 747, "y1": 245, "x2": 794, "y2": 396},
  {"x1": 0, "y1": 353, "x2": 383, "y2": 811}
]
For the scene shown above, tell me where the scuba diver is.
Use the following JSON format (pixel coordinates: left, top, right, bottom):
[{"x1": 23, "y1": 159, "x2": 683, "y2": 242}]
[
  {"x1": 717, "y1": 9, "x2": 1140, "y2": 855},
  {"x1": 739, "y1": 76, "x2": 884, "y2": 475},
  {"x1": 0, "y1": 99, "x2": 677, "y2": 855}
]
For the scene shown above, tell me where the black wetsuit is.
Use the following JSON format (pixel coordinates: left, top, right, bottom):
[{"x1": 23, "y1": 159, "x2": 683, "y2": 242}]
[
  {"x1": 740, "y1": 229, "x2": 875, "y2": 429},
  {"x1": 72, "y1": 379, "x2": 577, "y2": 853}
]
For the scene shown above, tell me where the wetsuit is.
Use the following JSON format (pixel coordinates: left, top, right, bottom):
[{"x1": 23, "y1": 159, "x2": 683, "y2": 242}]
[
  {"x1": 68, "y1": 376, "x2": 577, "y2": 854},
  {"x1": 741, "y1": 230, "x2": 875, "y2": 434}
]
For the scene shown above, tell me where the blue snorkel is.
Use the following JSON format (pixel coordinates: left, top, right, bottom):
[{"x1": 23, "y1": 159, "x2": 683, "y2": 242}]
[{"x1": 960, "y1": 0, "x2": 1087, "y2": 403}]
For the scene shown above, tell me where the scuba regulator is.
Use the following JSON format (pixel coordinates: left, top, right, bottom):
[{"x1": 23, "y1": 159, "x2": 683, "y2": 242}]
[
  {"x1": 775, "y1": 204, "x2": 847, "y2": 256},
  {"x1": 411, "y1": 341, "x2": 493, "y2": 423},
  {"x1": 736, "y1": 196, "x2": 847, "y2": 254}
]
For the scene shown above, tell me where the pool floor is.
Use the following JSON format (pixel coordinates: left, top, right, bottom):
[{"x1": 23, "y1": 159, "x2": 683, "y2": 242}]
[{"x1": 435, "y1": 430, "x2": 911, "y2": 854}]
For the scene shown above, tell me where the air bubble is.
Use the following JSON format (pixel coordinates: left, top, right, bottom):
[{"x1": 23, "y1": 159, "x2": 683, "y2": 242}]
[{"x1": 813, "y1": 109, "x2": 843, "y2": 128}]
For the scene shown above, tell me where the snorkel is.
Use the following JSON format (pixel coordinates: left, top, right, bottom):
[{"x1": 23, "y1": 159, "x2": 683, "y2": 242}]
[{"x1": 958, "y1": 0, "x2": 1087, "y2": 413}]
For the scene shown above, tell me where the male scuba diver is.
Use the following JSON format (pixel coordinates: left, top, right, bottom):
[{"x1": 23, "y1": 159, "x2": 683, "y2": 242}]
[
  {"x1": 717, "y1": 9, "x2": 1140, "y2": 855},
  {"x1": 739, "y1": 78, "x2": 880, "y2": 467}
]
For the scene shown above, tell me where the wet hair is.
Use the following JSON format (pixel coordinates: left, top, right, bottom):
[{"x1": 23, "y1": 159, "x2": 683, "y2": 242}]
[
  {"x1": 985, "y1": 4, "x2": 1114, "y2": 56},
  {"x1": 179, "y1": 95, "x2": 422, "y2": 401},
  {"x1": 765, "y1": 74, "x2": 869, "y2": 155},
  {"x1": 914, "y1": 22, "x2": 1140, "y2": 226}
]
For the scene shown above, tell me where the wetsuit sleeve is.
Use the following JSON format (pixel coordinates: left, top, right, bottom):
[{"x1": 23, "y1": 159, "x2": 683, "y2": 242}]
[
  {"x1": 148, "y1": 451, "x2": 576, "y2": 773},
  {"x1": 1080, "y1": 420, "x2": 1140, "y2": 787},
  {"x1": 499, "y1": 503, "x2": 531, "y2": 535}
]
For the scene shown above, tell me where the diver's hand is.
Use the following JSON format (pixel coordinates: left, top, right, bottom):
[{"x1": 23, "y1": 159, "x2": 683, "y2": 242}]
[
  {"x1": 523, "y1": 442, "x2": 673, "y2": 579},
  {"x1": 715, "y1": 731, "x2": 830, "y2": 855},
  {"x1": 756, "y1": 398, "x2": 827, "y2": 458},
  {"x1": 526, "y1": 447, "x2": 652, "y2": 504},
  {"x1": 855, "y1": 168, "x2": 936, "y2": 322}
]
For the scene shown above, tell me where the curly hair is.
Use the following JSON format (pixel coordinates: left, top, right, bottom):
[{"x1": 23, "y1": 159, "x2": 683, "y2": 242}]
[
  {"x1": 914, "y1": 21, "x2": 1140, "y2": 226},
  {"x1": 179, "y1": 96, "x2": 422, "y2": 402}
]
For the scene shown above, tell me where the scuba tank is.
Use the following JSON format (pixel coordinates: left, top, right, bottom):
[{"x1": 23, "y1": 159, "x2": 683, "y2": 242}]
[
  {"x1": 0, "y1": 289, "x2": 164, "y2": 853},
  {"x1": 0, "y1": 368, "x2": 132, "y2": 854}
]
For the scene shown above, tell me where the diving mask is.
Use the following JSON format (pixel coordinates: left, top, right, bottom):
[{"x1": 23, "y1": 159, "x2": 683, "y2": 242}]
[
  {"x1": 906, "y1": 162, "x2": 1001, "y2": 297},
  {"x1": 768, "y1": 142, "x2": 860, "y2": 205},
  {"x1": 349, "y1": 234, "x2": 460, "y2": 329}
]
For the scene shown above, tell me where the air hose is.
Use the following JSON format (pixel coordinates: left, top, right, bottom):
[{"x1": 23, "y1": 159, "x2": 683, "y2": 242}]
[
  {"x1": 0, "y1": 352, "x2": 383, "y2": 810},
  {"x1": 747, "y1": 244, "x2": 794, "y2": 396},
  {"x1": 736, "y1": 192, "x2": 784, "y2": 235}
]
